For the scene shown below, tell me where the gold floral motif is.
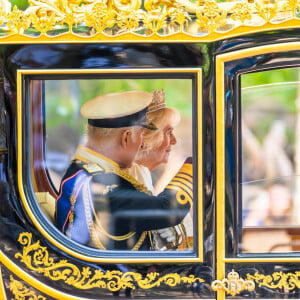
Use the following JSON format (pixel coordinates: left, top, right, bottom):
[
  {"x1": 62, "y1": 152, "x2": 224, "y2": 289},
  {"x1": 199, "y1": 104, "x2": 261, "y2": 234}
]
[
  {"x1": 255, "y1": 0, "x2": 278, "y2": 22},
  {"x1": 211, "y1": 269, "x2": 255, "y2": 296},
  {"x1": 15, "y1": 232, "x2": 204, "y2": 291},
  {"x1": 117, "y1": 10, "x2": 142, "y2": 32},
  {"x1": 169, "y1": 8, "x2": 191, "y2": 32},
  {"x1": 231, "y1": 2, "x2": 253, "y2": 24},
  {"x1": 30, "y1": 10, "x2": 57, "y2": 34},
  {"x1": 196, "y1": 1, "x2": 227, "y2": 32},
  {"x1": 0, "y1": 0, "x2": 299, "y2": 39},
  {"x1": 142, "y1": 8, "x2": 168, "y2": 33},
  {"x1": 5, "y1": 6, "x2": 31, "y2": 34},
  {"x1": 283, "y1": 0, "x2": 300, "y2": 17},
  {"x1": 84, "y1": 3, "x2": 116, "y2": 33},
  {"x1": 9, "y1": 275, "x2": 47, "y2": 300},
  {"x1": 246, "y1": 271, "x2": 300, "y2": 290},
  {"x1": 144, "y1": 0, "x2": 180, "y2": 12}
]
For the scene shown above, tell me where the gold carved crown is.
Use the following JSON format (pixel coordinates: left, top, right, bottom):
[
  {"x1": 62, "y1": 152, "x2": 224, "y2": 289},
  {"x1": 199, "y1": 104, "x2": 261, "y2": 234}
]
[{"x1": 148, "y1": 89, "x2": 166, "y2": 114}]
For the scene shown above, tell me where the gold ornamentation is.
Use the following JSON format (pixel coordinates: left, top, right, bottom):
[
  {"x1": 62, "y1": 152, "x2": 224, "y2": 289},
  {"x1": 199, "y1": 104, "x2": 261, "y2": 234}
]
[
  {"x1": 246, "y1": 271, "x2": 300, "y2": 290},
  {"x1": 109, "y1": 165, "x2": 152, "y2": 195},
  {"x1": 211, "y1": 269, "x2": 255, "y2": 296},
  {"x1": 0, "y1": 0, "x2": 300, "y2": 39},
  {"x1": 117, "y1": 9, "x2": 141, "y2": 32},
  {"x1": 84, "y1": 2, "x2": 116, "y2": 33},
  {"x1": 255, "y1": 0, "x2": 278, "y2": 22},
  {"x1": 166, "y1": 162, "x2": 193, "y2": 206},
  {"x1": 231, "y1": 2, "x2": 253, "y2": 24},
  {"x1": 9, "y1": 275, "x2": 47, "y2": 300},
  {"x1": 148, "y1": 89, "x2": 166, "y2": 114},
  {"x1": 0, "y1": 0, "x2": 10, "y2": 27},
  {"x1": 196, "y1": 1, "x2": 227, "y2": 33},
  {"x1": 5, "y1": 6, "x2": 31, "y2": 34},
  {"x1": 142, "y1": 8, "x2": 168, "y2": 34},
  {"x1": 30, "y1": 10, "x2": 57, "y2": 34},
  {"x1": 15, "y1": 232, "x2": 204, "y2": 291},
  {"x1": 284, "y1": 0, "x2": 300, "y2": 18}
]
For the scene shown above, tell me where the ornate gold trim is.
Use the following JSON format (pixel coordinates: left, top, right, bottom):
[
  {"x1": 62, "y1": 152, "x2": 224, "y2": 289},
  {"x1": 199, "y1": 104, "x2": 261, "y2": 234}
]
[
  {"x1": 0, "y1": 0, "x2": 299, "y2": 42},
  {"x1": 211, "y1": 269, "x2": 255, "y2": 296},
  {"x1": 246, "y1": 271, "x2": 300, "y2": 290},
  {"x1": 15, "y1": 232, "x2": 204, "y2": 291},
  {"x1": 215, "y1": 42, "x2": 300, "y2": 300},
  {"x1": 17, "y1": 67, "x2": 203, "y2": 263},
  {"x1": 9, "y1": 276, "x2": 47, "y2": 300}
]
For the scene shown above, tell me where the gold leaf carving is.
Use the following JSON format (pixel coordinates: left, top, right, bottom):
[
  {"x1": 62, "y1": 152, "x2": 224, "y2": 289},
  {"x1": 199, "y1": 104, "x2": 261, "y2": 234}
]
[
  {"x1": 9, "y1": 275, "x2": 47, "y2": 300},
  {"x1": 247, "y1": 271, "x2": 300, "y2": 290},
  {"x1": 196, "y1": 1, "x2": 227, "y2": 33},
  {"x1": 84, "y1": 3, "x2": 116, "y2": 33},
  {"x1": 15, "y1": 232, "x2": 204, "y2": 291},
  {"x1": 5, "y1": 6, "x2": 31, "y2": 34},
  {"x1": 142, "y1": 9, "x2": 168, "y2": 34},
  {"x1": 230, "y1": 2, "x2": 253, "y2": 24},
  {"x1": 255, "y1": 0, "x2": 278, "y2": 22},
  {"x1": 30, "y1": 11, "x2": 57, "y2": 34},
  {"x1": 211, "y1": 269, "x2": 255, "y2": 296},
  {"x1": 117, "y1": 10, "x2": 142, "y2": 32},
  {"x1": 0, "y1": 0, "x2": 299, "y2": 39}
]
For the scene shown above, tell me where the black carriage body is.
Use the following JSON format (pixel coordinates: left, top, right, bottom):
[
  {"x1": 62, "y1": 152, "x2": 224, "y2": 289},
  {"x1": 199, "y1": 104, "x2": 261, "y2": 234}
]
[{"x1": 1, "y1": 9, "x2": 300, "y2": 299}]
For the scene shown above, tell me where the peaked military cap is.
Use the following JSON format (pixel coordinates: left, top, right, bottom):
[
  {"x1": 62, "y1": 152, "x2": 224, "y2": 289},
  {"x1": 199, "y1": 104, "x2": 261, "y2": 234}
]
[{"x1": 80, "y1": 91, "x2": 156, "y2": 129}]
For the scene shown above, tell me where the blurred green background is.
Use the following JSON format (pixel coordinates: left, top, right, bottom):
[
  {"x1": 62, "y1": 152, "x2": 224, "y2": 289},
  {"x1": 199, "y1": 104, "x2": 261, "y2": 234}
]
[
  {"x1": 45, "y1": 78, "x2": 193, "y2": 130},
  {"x1": 8, "y1": 0, "x2": 28, "y2": 10}
]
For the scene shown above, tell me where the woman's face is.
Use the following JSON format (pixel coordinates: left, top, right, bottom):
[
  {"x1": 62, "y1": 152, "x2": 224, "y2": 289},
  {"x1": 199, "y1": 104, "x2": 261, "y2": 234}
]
[{"x1": 152, "y1": 123, "x2": 177, "y2": 165}]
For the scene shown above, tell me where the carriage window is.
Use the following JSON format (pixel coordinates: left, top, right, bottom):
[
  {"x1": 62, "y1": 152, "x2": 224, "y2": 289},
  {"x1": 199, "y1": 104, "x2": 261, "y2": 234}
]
[
  {"x1": 241, "y1": 67, "x2": 300, "y2": 253},
  {"x1": 26, "y1": 73, "x2": 199, "y2": 255}
]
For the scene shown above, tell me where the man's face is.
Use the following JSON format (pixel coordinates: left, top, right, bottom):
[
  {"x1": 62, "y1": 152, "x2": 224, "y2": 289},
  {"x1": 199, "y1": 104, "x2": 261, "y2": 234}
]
[{"x1": 121, "y1": 127, "x2": 145, "y2": 168}]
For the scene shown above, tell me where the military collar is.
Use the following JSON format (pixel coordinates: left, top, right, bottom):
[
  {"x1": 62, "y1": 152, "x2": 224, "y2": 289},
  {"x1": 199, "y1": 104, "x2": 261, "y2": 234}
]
[{"x1": 73, "y1": 145, "x2": 119, "y2": 170}]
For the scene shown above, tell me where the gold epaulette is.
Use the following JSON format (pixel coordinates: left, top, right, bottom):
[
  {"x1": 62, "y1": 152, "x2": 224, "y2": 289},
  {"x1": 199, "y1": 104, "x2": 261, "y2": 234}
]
[
  {"x1": 82, "y1": 163, "x2": 104, "y2": 174},
  {"x1": 166, "y1": 163, "x2": 193, "y2": 206}
]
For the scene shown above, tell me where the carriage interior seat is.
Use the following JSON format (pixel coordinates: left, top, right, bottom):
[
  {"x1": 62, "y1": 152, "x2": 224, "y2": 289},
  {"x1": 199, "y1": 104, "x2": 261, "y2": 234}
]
[{"x1": 35, "y1": 192, "x2": 56, "y2": 223}]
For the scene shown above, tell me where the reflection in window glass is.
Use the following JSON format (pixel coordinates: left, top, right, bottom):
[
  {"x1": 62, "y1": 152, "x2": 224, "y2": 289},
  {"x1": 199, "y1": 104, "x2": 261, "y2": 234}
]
[
  {"x1": 38, "y1": 78, "x2": 194, "y2": 251},
  {"x1": 241, "y1": 67, "x2": 300, "y2": 253}
]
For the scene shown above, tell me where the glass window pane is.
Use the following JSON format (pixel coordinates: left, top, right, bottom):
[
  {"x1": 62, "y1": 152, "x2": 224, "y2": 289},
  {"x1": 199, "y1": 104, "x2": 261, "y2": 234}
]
[
  {"x1": 30, "y1": 76, "x2": 196, "y2": 253},
  {"x1": 241, "y1": 67, "x2": 300, "y2": 253}
]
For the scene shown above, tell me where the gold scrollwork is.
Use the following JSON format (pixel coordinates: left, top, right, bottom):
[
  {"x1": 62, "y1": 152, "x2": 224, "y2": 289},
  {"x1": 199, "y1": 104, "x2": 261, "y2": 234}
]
[
  {"x1": 211, "y1": 269, "x2": 255, "y2": 296},
  {"x1": 246, "y1": 271, "x2": 300, "y2": 290},
  {"x1": 9, "y1": 275, "x2": 47, "y2": 300},
  {"x1": 0, "y1": 0, "x2": 300, "y2": 38},
  {"x1": 231, "y1": 2, "x2": 253, "y2": 24},
  {"x1": 15, "y1": 232, "x2": 204, "y2": 291},
  {"x1": 196, "y1": 1, "x2": 227, "y2": 33}
]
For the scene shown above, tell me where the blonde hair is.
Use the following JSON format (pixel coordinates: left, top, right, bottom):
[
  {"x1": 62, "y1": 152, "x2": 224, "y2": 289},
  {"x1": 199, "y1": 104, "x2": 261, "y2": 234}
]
[{"x1": 142, "y1": 107, "x2": 180, "y2": 151}]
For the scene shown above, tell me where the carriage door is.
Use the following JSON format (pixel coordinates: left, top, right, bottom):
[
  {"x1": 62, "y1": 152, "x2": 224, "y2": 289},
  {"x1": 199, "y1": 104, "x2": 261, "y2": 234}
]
[{"x1": 213, "y1": 42, "x2": 300, "y2": 299}]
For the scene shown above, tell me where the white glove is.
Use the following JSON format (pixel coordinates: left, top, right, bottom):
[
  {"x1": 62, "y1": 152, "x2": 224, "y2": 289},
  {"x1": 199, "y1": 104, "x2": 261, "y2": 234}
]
[{"x1": 157, "y1": 227, "x2": 176, "y2": 243}]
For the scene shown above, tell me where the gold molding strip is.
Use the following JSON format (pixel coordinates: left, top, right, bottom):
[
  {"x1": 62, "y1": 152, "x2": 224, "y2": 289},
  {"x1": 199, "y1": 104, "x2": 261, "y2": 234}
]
[
  {"x1": 9, "y1": 276, "x2": 47, "y2": 300},
  {"x1": 0, "y1": 0, "x2": 299, "y2": 43},
  {"x1": 0, "y1": 267, "x2": 7, "y2": 300},
  {"x1": 14, "y1": 232, "x2": 204, "y2": 291}
]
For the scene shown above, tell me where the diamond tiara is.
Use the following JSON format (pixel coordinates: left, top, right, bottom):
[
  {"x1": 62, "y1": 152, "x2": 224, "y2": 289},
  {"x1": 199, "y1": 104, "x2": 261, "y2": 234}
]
[{"x1": 147, "y1": 89, "x2": 166, "y2": 114}]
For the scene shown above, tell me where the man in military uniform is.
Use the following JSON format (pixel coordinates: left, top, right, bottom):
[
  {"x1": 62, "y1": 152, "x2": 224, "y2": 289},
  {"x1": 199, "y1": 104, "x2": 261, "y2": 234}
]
[{"x1": 55, "y1": 90, "x2": 193, "y2": 250}]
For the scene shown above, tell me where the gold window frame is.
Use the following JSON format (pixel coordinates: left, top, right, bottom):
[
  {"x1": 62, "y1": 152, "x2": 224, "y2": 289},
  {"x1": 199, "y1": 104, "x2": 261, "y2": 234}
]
[
  {"x1": 17, "y1": 67, "x2": 203, "y2": 263},
  {"x1": 215, "y1": 42, "x2": 300, "y2": 288}
]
